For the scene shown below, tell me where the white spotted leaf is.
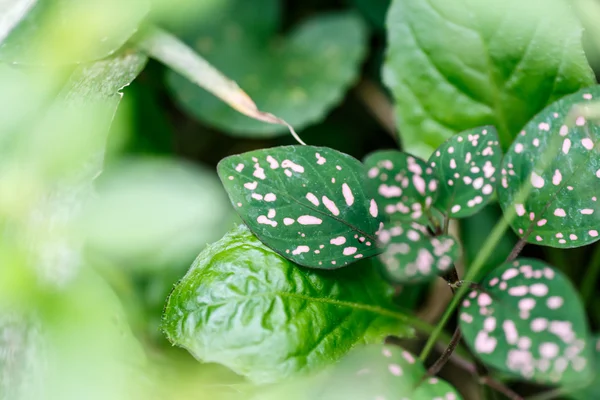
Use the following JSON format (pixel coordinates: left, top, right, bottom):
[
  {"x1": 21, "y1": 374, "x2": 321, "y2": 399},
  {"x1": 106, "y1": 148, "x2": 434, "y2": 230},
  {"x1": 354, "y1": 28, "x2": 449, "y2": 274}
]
[
  {"x1": 217, "y1": 145, "x2": 383, "y2": 268},
  {"x1": 429, "y1": 126, "x2": 501, "y2": 218},
  {"x1": 568, "y1": 334, "x2": 600, "y2": 399},
  {"x1": 459, "y1": 259, "x2": 593, "y2": 385},
  {"x1": 377, "y1": 222, "x2": 459, "y2": 283},
  {"x1": 498, "y1": 86, "x2": 600, "y2": 248},
  {"x1": 318, "y1": 344, "x2": 463, "y2": 399},
  {"x1": 364, "y1": 150, "x2": 438, "y2": 223}
]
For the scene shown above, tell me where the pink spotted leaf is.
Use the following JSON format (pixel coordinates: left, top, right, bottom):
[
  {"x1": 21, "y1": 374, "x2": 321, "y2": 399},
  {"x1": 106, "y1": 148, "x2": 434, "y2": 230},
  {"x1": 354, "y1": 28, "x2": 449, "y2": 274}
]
[
  {"x1": 377, "y1": 221, "x2": 459, "y2": 283},
  {"x1": 498, "y1": 86, "x2": 600, "y2": 248},
  {"x1": 318, "y1": 344, "x2": 463, "y2": 399},
  {"x1": 428, "y1": 126, "x2": 501, "y2": 218},
  {"x1": 217, "y1": 145, "x2": 383, "y2": 268},
  {"x1": 364, "y1": 150, "x2": 438, "y2": 224},
  {"x1": 459, "y1": 259, "x2": 593, "y2": 385}
]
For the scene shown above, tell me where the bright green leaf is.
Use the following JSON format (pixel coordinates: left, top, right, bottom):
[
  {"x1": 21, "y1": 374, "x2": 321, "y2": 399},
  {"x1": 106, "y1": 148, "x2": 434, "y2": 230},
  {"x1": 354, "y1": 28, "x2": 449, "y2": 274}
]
[
  {"x1": 162, "y1": 225, "x2": 414, "y2": 384},
  {"x1": 460, "y1": 258, "x2": 593, "y2": 385},
  {"x1": 217, "y1": 145, "x2": 383, "y2": 269},
  {"x1": 378, "y1": 221, "x2": 459, "y2": 283},
  {"x1": 0, "y1": 0, "x2": 150, "y2": 64},
  {"x1": 166, "y1": 0, "x2": 367, "y2": 137},
  {"x1": 498, "y1": 86, "x2": 600, "y2": 248},
  {"x1": 429, "y1": 126, "x2": 501, "y2": 218},
  {"x1": 318, "y1": 344, "x2": 463, "y2": 399},
  {"x1": 383, "y1": 0, "x2": 595, "y2": 158},
  {"x1": 364, "y1": 150, "x2": 438, "y2": 223}
]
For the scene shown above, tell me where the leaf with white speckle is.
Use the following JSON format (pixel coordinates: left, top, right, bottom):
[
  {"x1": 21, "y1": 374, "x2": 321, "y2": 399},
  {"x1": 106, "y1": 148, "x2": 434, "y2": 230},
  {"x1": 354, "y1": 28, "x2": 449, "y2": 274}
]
[
  {"x1": 459, "y1": 258, "x2": 593, "y2": 385},
  {"x1": 377, "y1": 221, "x2": 459, "y2": 283},
  {"x1": 364, "y1": 150, "x2": 438, "y2": 223},
  {"x1": 498, "y1": 86, "x2": 600, "y2": 248},
  {"x1": 568, "y1": 334, "x2": 600, "y2": 399},
  {"x1": 318, "y1": 344, "x2": 463, "y2": 399},
  {"x1": 429, "y1": 126, "x2": 501, "y2": 218},
  {"x1": 217, "y1": 145, "x2": 383, "y2": 268}
]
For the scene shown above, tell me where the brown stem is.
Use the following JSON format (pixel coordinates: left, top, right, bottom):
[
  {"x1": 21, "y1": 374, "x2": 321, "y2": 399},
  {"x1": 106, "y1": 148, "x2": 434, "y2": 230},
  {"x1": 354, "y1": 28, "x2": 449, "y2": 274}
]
[
  {"x1": 480, "y1": 376, "x2": 524, "y2": 400},
  {"x1": 424, "y1": 327, "x2": 463, "y2": 379},
  {"x1": 506, "y1": 236, "x2": 528, "y2": 263}
]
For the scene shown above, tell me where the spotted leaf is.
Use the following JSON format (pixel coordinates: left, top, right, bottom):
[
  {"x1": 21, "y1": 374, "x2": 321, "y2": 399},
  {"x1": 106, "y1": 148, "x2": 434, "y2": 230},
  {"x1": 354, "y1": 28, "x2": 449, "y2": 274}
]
[
  {"x1": 498, "y1": 86, "x2": 600, "y2": 248},
  {"x1": 318, "y1": 344, "x2": 463, "y2": 399},
  {"x1": 364, "y1": 150, "x2": 438, "y2": 223},
  {"x1": 429, "y1": 126, "x2": 501, "y2": 218},
  {"x1": 217, "y1": 145, "x2": 383, "y2": 268},
  {"x1": 377, "y1": 222, "x2": 459, "y2": 283},
  {"x1": 459, "y1": 259, "x2": 593, "y2": 385},
  {"x1": 568, "y1": 334, "x2": 600, "y2": 399}
]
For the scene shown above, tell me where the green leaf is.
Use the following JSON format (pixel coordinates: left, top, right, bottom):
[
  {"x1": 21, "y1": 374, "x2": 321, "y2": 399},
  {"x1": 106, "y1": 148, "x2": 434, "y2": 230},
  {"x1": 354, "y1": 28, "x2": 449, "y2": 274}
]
[
  {"x1": 364, "y1": 150, "x2": 438, "y2": 223},
  {"x1": 383, "y1": 0, "x2": 595, "y2": 158},
  {"x1": 498, "y1": 86, "x2": 600, "y2": 248},
  {"x1": 378, "y1": 221, "x2": 459, "y2": 283},
  {"x1": 318, "y1": 344, "x2": 463, "y2": 399},
  {"x1": 568, "y1": 334, "x2": 600, "y2": 400},
  {"x1": 0, "y1": 0, "x2": 150, "y2": 64},
  {"x1": 459, "y1": 258, "x2": 593, "y2": 385},
  {"x1": 217, "y1": 145, "x2": 383, "y2": 268},
  {"x1": 162, "y1": 225, "x2": 414, "y2": 384},
  {"x1": 428, "y1": 126, "x2": 501, "y2": 218},
  {"x1": 166, "y1": 0, "x2": 367, "y2": 137}
]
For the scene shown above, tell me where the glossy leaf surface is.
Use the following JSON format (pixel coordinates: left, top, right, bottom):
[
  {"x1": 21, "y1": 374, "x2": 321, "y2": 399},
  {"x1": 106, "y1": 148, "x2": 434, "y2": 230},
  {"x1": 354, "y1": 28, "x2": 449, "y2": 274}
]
[
  {"x1": 162, "y1": 225, "x2": 414, "y2": 384},
  {"x1": 498, "y1": 86, "x2": 600, "y2": 248},
  {"x1": 429, "y1": 126, "x2": 501, "y2": 218},
  {"x1": 383, "y1": 0, "x2": 595, "y2": 157},
  {"x1": 218, "y1": 145, "x2": 383, "y2": 268},
  {"x1": 378, "y1": 222, "x2": 459, "y2": 283},
  {"x1": 364, "y1": 150, "x2": 437, "y2": 223},
  {"x1": 460, "y1": 259, "x2": 593, "y2": 385},
  {"x1": 167, "y1": 0, "x2": 367, "y2": 137}
]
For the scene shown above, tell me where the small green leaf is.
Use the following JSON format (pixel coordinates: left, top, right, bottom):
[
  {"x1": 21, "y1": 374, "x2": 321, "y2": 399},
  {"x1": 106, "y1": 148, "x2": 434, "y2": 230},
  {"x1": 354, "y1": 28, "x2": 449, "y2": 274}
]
[
  {"x1": 364, "y1": 150, "x2": 438, "y2": 223},
  {"x1": 0, "y1": 0, "x2": 150, "y2": 64},
  {"x1": 167, "y1": 0, "x2": 367, "y2": 137},
  {"x1": 319, "y1": 344, "x2": 463, "y2": 399},
  {"x1": 217, "y1": 145, "x2": 383, "y2": 269},
  {"x1": 429, "y1": 126, "x2": 501, "y2": 218},
  {"x1": 383, "y1": 0, "x2": 595, "y2": 158},
  {"x1": 378, "y1": 222, "x2": 459, "y2": 283},
  {"x1": 498, "y1": 86, "x2": 600, "y2": 248},
  {"x1": 162, "y1": 225, "x2": 414, "y2": 384},
  {"x1": 459, "y1": 258, "x2": 593, "y2": 385}
]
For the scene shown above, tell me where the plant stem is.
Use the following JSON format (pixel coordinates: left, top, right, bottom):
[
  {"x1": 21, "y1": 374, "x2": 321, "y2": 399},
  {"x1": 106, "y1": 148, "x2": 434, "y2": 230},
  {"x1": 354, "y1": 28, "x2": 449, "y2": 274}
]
[
  {"x1": 419, "y1": 215, "x2": 512, "y2": 361},
  {"x1": 480, "y1": 376, "x2": 524, "y2": 400},
  {"x1": 424, "y1": 327, "x2": 462, "y2": 378},
  {"x1": 580, "y1": 243, "x2": 600, "y2": 305},
  {"x1": 506, "y1": 236, "x2": 528, "y2": 263}
]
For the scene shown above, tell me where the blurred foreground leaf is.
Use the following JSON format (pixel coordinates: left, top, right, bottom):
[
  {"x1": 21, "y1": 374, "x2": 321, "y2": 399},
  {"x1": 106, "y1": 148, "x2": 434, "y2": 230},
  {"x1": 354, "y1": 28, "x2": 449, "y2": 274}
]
[{"x1": 162, "y1": 225, "x2": 414, "y2": 384}]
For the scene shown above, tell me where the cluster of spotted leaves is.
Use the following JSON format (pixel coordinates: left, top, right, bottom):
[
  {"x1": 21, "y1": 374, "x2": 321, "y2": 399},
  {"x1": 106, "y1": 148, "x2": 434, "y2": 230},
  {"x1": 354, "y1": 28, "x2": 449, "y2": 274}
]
[
  {"x1": 365, "y1": 125, "x2": 502, "y2": 283},
  {"x1": 459, "y1": 259, "x2": 594, "y2": 386}
]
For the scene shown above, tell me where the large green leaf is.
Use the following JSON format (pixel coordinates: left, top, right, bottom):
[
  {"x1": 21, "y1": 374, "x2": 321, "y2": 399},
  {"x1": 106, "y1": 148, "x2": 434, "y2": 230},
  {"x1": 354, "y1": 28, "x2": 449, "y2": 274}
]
[
  {"x1": 166, "y1": 0, "x2": 367, "y2": 137},
  {"x1": 498, "y1": 86, "x2": 600, "y2": 248},
  {"x1": 568, "y1": 334, "x2": 600, "y2": 400},
  {"x1": 0, "y1": 0, "x2": 150, "y2": 64},
  {"x1": 429, "y1": 125, "x2": 501, "y2": 218},
  {"x1": 217, "y1": 145, "x2": 383, "y2": 268},
  {"x1": 364, "y1": 150, "x2": 438, "y2": 224},
  {"x1": 378, "y1": 221, "x2": 459, "y2": 283},
  {"x1": 162, "y1": 225, "x2": 414, "y2": 384},
  {"x1": 318, "y1": 344, "x2": 463, "y2": 399},
  {"x1": 383, "y1": 0, "x2": 595, "y2": 158},
  {"x1": 460, "y1": 259, "x2": 593, "y2": 385}
]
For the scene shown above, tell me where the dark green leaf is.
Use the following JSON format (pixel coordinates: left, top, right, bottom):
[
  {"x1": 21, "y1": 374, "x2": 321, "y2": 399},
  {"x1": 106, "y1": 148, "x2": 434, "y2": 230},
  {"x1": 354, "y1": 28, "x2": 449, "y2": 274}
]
[
  {"x1": 162, "y1": 225, "x2": 414, "y2": 384},
  {"x1": 378, "y1": 221, "x2": 459, "y2": 283},
  {"x1": 498, "y1": 86, "x2": 600, "y2": 248},
  {"x1": 0, "y1": 0, "x2": 150, "y2": 64},
  {"x1": 429, "y1": 126, "x2": 501, "y2": 218},
  {"x1": 217, "y1": 145, "x2": 383, "y2": 268},
  {"x1": 460, "y1": 258, "x2": 593, "y2": 385},
  {"x1": 383, "y1": 0, "x2": 595, "y2": 158},
  {"x1": 318, "y1": 344, "x2": 463, "y2": 399},
  {"x1": 364, "y1": 150, "x2": 438, "y2": 223},
  {"x1": 167, "y1": 0, "x2": 367, "y2": 137}
]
